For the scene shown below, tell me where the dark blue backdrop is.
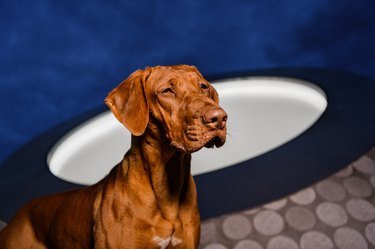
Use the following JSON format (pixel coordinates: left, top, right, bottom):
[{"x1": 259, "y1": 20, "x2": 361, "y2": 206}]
[{"x1": 1, "y1": 0, "x2": 374, "y2": 164}]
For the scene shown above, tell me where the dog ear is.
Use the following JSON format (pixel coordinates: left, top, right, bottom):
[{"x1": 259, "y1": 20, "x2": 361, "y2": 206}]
[{"x1": 105, "y1": 69, "x2": 151, "y2": 136}]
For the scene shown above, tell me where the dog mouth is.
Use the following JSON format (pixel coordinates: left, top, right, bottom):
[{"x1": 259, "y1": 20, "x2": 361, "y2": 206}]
[
  {"x1": 172, "y1": 125, "x2": 227, "y2": 153},
  {"x1": 204, "y1": 135, "x2": 225, "y2": 149}
]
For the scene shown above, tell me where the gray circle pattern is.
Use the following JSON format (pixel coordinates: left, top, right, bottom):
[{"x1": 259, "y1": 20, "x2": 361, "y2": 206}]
[
  {"x1": 222, "y1": 214, "x2": 252, "y2": 240},
  {"x1": 365, "y1": 223, "x2": 375, "y2": 246},
  {"x1": 343, "y1": 176, "x2": 373, "y2": 197},
  {"x1": 197, "y1": 152, "x2": 375, "y2": 249},
  {"x1": 285, "y1": 206, "x2": 316, "y2": 231},
  {"x1": 253, "y1": 210, "x2": 284, "y2": 236},
  {"x1": 316, "y1": 180, "x2": 346, "y2": 201},
  {"x1": 300, "y1": 231, "x2": 334, "y2": 249},
  {"x1": 316, "y1": 202, "x2": 348, "y2": 227},
  {"x1": 334, "y1": 227, "x2": 368, "y2": 249},
  {"x1": 267, "y1": 236, "x2": 298, "y2": 249},
  {"x1": 233, "y1": 239, "x2": 263, "y2": 249}
]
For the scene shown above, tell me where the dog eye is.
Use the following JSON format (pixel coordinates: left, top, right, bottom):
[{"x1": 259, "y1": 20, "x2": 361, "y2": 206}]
[{"x1": 200, "y1": 83, "x2": 209, "y2": 90}]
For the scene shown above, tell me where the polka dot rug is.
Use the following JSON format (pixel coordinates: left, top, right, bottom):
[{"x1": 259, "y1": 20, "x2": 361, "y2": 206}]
[
  {"x1": 200, "y1": 148, "x2": 375, "y2": 249},
  {"x1": 1, "y1": 148, "x2": 375, "y2": 249}
]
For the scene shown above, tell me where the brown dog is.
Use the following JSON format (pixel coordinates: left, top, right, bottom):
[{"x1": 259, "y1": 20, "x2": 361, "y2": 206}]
[{"x1": 0, "y1": 65, "x2": 227, "y2": 248}]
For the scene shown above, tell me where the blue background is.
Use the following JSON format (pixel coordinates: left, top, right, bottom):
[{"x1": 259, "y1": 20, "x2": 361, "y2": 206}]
[{"x1": 1, "y1": 0, "x2": 374, "y2": 164}]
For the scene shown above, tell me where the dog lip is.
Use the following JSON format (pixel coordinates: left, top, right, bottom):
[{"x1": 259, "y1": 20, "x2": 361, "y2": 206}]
[
  {"x1": 204, "y1": 138, "x2": 216, "y2": 149},
  {"x1": 183, "y1": 125, "x2": 227, "y2": 152},
  {"x1": 204, "y1": 136, "x2": 225, "y2": 149}
]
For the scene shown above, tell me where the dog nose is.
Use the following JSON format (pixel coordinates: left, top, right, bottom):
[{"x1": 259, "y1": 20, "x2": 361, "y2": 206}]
[{"x1": 203, "y1": 108, "x2": 227, "y2": 129}]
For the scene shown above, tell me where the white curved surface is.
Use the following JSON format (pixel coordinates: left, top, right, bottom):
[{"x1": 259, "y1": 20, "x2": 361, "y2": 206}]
[{"x1": 48, "y1": 77, "x2": 327, "y2": 185}]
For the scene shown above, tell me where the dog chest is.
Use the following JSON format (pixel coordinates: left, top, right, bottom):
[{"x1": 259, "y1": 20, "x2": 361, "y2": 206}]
[{"x1": 153, "y1": 235, "x2": 182, "y2": 249}]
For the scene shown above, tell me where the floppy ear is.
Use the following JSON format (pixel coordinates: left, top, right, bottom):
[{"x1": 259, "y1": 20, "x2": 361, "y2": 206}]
[
  {"x1": 105, "y1": 69, "x2": 150, "y2": 136},
  {"x1": 210, "y1": 85, "x2": 219, "y2": 104}
]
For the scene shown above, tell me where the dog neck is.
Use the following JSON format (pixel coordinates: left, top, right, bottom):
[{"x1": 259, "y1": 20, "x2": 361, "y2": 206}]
[{"x1": 124, "y1": 134, "x2": 192, "y2": 222}]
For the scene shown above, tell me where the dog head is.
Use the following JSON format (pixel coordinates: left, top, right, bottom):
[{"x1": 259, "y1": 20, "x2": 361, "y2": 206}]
[{"x1": 105, "y1": 65, "x2": 227, "y2": 153}]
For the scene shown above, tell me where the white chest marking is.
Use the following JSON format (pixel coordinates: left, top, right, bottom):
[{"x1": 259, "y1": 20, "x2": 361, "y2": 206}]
[
  {"x1": 171, "y1": 236, "x2": 182, "y2": 246},
  {"x1": 153, "y1": 236, "x2": 182, "y2": 249}
]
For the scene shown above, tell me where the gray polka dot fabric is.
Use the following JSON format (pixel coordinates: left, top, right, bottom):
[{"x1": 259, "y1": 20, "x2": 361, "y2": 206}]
[
  {"x1": 1, "y1": 148, "x2": 375, "y2": 249},
  {"x1": 200, "y1": 149, "x2": 375, "y2": 249}
]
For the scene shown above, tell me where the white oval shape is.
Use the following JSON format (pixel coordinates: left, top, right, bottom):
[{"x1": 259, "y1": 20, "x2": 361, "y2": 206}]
[{"x1": 48, "y1": 77, "x2": 327, "y2": 185}]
